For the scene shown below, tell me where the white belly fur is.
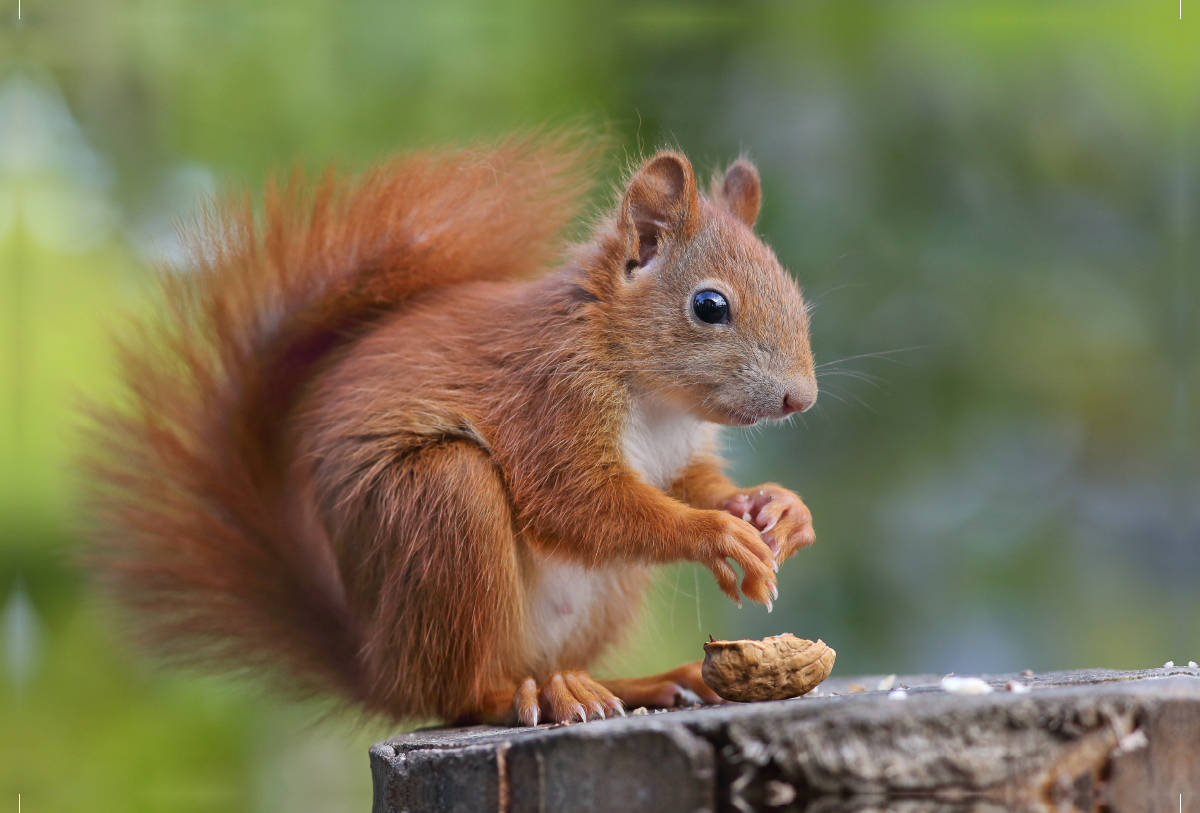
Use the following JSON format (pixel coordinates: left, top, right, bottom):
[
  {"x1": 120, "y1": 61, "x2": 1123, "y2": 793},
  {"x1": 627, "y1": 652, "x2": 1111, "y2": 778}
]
[
  {"x1": 620, "y1": 394, "x2": 712, "y2": 491},
  {"x1": 526, "y1": 559, "x2": 633, "y2": 666},
  {"x1": 526, "y1": 394, "x2": 713, "y2": 667}
]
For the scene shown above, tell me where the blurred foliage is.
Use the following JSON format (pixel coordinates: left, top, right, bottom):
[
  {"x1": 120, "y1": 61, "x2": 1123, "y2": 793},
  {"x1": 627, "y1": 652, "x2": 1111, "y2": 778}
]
[{"x1": 3, "y1": 1, "x2": 1199, "y2": 810}]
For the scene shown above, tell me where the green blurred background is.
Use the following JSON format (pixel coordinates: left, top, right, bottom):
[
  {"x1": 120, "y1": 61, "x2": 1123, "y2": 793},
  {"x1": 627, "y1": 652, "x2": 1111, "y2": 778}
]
[{"x1": 3, "y1": 1, "x2": 1198, "y2": 810}]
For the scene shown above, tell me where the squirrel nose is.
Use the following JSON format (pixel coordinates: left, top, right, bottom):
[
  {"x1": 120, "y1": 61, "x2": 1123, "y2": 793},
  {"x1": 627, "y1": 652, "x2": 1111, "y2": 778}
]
[{"x1": 782, "y1": 391, "x2": 816, "y2": 415}]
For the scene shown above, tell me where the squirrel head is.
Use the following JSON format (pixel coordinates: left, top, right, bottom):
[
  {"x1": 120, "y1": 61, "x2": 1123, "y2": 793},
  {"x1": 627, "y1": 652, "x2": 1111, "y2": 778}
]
[{"x1": 585, "y1": 150, "x2": 816, "y2": 426}]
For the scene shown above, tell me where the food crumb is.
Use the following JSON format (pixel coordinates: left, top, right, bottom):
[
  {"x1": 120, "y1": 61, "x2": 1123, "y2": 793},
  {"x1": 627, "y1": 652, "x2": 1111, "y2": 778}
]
[
  {"x1": 1164, "y1": 661, "x2": 1175, "y2": 668},
  {"x1": 1190, "y1": 661, "x2": 1198, "y2": 668},
  {"x1": 941, "y1": 676, "x2": 993, "y2": 695},
  {"x1": 847, "y1": 683, "x2": 868, "y2": 693},
  {"x1": 876, "y1": 674, "x2": 896, "y2": 691},
  {"x1": 887, "y1": 688, "x2": 908, "y2": 701},
  {"x1": 631, "y1": 707, "x2": 649, "y2": 716},
  {"x1": 1005, "y1": 680, "x2": 1031, "y2": 693}
]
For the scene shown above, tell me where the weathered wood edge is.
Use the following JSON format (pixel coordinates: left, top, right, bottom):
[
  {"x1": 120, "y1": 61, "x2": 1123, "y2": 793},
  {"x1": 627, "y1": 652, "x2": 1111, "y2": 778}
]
[{"x1": 372, "y1": 666, "x2": 1200, "y2": 813}]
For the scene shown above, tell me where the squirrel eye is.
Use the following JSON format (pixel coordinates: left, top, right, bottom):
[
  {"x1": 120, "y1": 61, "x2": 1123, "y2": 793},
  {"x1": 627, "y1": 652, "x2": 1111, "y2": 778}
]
[{"x1": 692, "y1": 290, "x2": 730, "y2": 324}]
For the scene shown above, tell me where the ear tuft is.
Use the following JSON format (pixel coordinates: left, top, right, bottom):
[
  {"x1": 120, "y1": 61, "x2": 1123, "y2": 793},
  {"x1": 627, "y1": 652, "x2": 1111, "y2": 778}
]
[
  {"x1": 713, "y1": 159, "x2": 761, "y2": 226},
  {"x1": 621, "y1": 151, "x2": 699, "y2": 267}
]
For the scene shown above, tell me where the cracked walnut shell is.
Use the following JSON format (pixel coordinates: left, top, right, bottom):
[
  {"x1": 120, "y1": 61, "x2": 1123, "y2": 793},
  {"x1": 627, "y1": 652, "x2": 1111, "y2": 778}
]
[{"x1": 701, "y1": 634, "x2": 835, "y2": 702}]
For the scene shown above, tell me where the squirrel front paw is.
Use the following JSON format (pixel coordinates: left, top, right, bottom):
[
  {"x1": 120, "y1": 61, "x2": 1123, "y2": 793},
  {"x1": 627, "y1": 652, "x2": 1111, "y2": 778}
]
[
  {"x1": 693, "y1": 511, "x2": 778, "y2": 610},
  {"x1": 721, "y1": 484, "x2": 814, "y2": 567}
]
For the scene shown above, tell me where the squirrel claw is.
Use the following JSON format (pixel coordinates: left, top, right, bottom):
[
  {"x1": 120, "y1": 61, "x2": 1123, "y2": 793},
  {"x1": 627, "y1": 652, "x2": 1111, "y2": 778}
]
[
  {"x1": 513, "y1": 677, "x2": 540, "y2": 726},
  {"x1": 729, "y1": 484, "x2": 815, "y2": 567},
  {"x1": 601, "y1": 694, "x2": 626, "y2": 717}
]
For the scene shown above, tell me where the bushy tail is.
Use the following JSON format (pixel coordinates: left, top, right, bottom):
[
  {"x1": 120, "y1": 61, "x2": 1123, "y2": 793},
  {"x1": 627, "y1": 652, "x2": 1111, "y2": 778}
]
[{"x1": 82, "y1": 133, "x2": 596, "y2": 709}]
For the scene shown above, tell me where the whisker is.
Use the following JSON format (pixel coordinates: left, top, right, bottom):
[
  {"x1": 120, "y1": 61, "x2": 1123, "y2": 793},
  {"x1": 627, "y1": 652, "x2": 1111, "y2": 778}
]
[
  {"x1": 815, "y1": 388, "x2": 849, "y2": 407},
  {"x1": 806, "y1": 281, "x2": 861, "y2": 303},
  {"x1": 817, "y1": 370, "x2": 890, "y2": 391},
  {"x1": 814, "y1": 345, "x2": 932, "y2": 370},
  {"x1": 817, "y1": 367, "x2": 887, "y2": 382},
  {"x1": 820, "y1": 382, "x2": 876, "y2": 413},
  {"x1": 800, "y1": 250, "x2": 860, "y2": 280},
  {"x1": 807, "y1": 402, "x2": 834, "y2": 426}
]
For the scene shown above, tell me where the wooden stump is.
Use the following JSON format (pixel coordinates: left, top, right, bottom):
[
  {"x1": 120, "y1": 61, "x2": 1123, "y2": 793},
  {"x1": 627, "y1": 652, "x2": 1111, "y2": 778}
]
[{"x1": 370, "y1": 666, "x2": 1200, "y2": 812}]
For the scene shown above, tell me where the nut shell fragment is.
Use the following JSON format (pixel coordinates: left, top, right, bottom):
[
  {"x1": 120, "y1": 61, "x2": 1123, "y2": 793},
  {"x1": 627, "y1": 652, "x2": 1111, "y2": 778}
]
[{"x1": 701, "y1": 634, "x2": 835, "y2": 702}]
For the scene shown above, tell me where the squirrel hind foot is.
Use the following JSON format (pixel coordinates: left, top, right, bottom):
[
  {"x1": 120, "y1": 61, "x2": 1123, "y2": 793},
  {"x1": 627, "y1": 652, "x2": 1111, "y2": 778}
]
[
  {"x1": 510, "y1": 671, "x2": 623, "y2": 727},
  {"x1": 598, "y1": 660, "x2": 726, "y2": 709},
  {"x1": 469, "y1": 662, "x2": 721, "y2": 727}
]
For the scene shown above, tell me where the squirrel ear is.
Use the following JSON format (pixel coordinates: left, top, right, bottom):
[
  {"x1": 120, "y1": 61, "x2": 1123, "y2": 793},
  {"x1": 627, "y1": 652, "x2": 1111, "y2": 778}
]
[
  {"x1": 621, "y1": 151, "x2": 699, "y2": 267},
  {"x1": 712, "y1": 159, "x2": 761, "y2": 227}
]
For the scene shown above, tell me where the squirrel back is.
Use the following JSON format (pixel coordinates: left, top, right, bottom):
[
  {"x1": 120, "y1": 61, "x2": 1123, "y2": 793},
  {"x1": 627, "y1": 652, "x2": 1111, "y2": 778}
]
[{"x1": 82, "y1": 135, "x2": 596, "y2": 707}]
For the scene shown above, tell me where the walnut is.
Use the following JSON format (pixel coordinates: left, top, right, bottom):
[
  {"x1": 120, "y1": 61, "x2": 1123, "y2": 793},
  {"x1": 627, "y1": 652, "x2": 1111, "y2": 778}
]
[{"x1": 700, "y1": 634, "x2": 835, "y2": 702}]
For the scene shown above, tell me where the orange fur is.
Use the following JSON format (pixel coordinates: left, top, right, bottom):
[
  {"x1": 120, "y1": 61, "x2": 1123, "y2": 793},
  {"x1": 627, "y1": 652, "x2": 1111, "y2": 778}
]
[{"x1": 83, "y1": 135, "x2": 819, "y2": 725}]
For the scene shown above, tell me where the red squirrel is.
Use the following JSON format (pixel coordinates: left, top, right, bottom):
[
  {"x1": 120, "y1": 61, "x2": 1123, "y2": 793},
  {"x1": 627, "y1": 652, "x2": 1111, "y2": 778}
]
[{"x1": 84, "y1": 135, "x2": 817, "y2": 727}]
